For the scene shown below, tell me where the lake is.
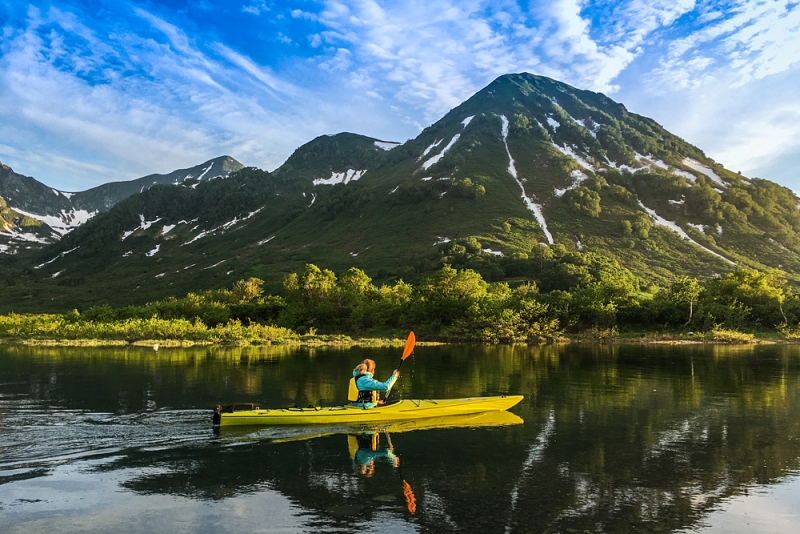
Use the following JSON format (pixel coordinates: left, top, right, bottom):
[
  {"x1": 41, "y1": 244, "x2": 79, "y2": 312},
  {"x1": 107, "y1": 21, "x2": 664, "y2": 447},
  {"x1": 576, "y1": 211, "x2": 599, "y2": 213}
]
[{"x1": 1, "y1": 343, "x2": 799, "y2": 533}]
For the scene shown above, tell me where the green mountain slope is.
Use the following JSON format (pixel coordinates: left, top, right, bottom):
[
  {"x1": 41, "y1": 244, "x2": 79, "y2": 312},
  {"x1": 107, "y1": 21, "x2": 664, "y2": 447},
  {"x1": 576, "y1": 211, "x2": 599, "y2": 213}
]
[
  {"x1": 0, "y1": 156, "x2": 244, "y2": 253},
  {"x1": 2, "y1": 73, "x2": 799, "y2": 312}
]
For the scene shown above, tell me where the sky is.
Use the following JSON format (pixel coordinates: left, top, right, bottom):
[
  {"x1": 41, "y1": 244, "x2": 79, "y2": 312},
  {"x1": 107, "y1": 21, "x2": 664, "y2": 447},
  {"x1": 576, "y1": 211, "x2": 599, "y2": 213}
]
[{"x1": 0, "y1": 0, "x2": 799, "y2": 194}]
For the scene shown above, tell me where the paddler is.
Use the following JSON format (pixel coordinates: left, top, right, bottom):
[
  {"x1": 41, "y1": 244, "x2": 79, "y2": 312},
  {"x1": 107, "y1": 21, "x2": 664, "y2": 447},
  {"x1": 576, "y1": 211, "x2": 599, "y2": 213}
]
[{"x1": 348, "y1": 359, "x2": 399, "y2": 408}]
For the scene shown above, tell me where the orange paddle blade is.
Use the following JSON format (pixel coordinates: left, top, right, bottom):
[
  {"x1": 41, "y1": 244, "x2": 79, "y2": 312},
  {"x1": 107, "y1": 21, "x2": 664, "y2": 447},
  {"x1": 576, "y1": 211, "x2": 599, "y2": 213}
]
[
  {"x1": 401, "y1": 331, "x2": 416, "y2": 360},
  {"x1": 403, "y1": 480, "x2": 417, "y2": 514}
]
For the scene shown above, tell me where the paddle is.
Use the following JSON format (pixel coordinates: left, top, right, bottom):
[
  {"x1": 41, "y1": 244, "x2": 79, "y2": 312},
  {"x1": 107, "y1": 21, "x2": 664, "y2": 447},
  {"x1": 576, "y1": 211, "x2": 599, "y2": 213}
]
[
  {"x1": 385, "y1": 331, "x2": 415, "y2": 400},
  {"x1": 385, "y1": 432, "x2": 416, "y2": 515}
]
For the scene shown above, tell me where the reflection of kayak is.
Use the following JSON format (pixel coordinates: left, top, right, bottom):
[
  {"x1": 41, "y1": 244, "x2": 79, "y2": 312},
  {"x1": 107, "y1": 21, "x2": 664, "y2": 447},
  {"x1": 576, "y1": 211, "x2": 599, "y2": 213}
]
[
  {"x1": 216, "y1": 395, "x2": 523, "y2": 427},
  {"x1": 219, "y1": 409, "x2": 524, "y2": 443}
]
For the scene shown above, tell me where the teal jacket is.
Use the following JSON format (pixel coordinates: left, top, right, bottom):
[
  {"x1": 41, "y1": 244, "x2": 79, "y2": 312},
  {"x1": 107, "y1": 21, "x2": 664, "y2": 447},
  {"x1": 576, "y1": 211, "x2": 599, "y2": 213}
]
[{"x1": 352, "y1": 370, "x2": 398, "y2": 408}]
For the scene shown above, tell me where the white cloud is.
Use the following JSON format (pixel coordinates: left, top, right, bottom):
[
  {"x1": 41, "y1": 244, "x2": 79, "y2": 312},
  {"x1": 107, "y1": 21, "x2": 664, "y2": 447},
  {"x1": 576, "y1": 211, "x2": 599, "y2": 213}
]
[{"x1": 0, "y1": 0, "x2": 799, "y2": 194}]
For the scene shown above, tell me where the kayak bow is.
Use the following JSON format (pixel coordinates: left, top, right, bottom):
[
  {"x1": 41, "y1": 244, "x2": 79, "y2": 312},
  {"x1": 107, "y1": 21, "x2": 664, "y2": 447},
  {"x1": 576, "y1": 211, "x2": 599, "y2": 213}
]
[{"x1": 215, "y1": 395, "x2": 523, "y2": 427}]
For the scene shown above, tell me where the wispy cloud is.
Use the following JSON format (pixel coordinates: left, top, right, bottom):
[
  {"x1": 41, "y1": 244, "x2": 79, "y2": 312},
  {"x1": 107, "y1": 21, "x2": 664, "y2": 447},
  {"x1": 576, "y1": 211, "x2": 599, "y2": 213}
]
[{"x1": 0, "y1": 0, "x2": 798, "y2": 193}]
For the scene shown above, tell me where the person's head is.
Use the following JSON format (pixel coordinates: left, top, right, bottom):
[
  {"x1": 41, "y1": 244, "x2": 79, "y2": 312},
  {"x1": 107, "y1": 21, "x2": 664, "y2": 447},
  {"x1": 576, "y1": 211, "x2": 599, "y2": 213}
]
[
  {"x1": 354, "y1": 363, "x2": 368, "y2": 375},
  {"x1": 362, "y1": 359, "x2": 376, "y2": 373}
]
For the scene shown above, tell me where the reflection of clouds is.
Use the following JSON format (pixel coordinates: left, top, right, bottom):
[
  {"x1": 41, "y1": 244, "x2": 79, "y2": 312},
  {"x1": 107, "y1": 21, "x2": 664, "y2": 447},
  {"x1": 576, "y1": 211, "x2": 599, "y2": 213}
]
[
  {"x1": 686, "y1": 476, "x2": 800, "y2": 533},
  {"x1": 2, "y1": 456, "x2": 308, "y2": 534},
  {"x1": 505, "y1": 410, "x2": 555, "y2": 532},
  {"x1": 421, "y1": 480, "x2": 459, "y2": 531}
]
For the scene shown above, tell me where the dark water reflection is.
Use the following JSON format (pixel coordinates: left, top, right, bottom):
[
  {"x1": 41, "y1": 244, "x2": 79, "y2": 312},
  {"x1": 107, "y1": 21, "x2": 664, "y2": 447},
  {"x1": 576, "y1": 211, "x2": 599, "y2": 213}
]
[{"x1": 1, "y1": 343, "x2": 800, "y2": 533}]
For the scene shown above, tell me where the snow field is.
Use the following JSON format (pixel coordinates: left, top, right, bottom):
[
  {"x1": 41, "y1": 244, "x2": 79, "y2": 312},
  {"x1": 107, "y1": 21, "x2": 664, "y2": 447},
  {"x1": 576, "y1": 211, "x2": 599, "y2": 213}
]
[
  {"x1": 313, "y1": 169, "x2": 366, "y2": 186},
  {"x1": 500, "y1": 115, "x2": 554, "y2": 244},
  {"x1": 682, "y1": 158, "x2": 727, "y2": 187},
  {"x1": 637, "y1": 199, "x2": 733, "y2": 264},
  {"x1": 374, "y1": 141, "x2": 400, "y2": 151},
  {"x1": 421, "y1": 134, "x2": 460, "y2": 171}
]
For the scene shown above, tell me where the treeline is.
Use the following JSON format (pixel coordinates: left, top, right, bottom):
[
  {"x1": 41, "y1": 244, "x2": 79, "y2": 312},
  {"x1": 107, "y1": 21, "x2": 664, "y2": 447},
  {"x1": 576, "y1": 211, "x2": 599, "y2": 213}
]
[{"x1": 3, "y1": 258, "x2": 799, "y2": 344}]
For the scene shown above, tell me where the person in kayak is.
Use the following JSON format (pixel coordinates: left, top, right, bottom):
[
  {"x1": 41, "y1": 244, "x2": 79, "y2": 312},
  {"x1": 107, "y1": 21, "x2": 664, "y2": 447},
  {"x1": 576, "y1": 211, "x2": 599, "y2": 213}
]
[{"x1": 348, "y1": 359, "x2": 399, "y2": 408}]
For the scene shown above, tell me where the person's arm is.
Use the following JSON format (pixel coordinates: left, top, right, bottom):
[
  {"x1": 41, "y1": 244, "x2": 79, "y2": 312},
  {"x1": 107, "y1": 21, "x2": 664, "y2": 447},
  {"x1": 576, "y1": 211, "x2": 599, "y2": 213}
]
[{"x1": 357, "y1": 372, "x2": 398, "y2": 392}]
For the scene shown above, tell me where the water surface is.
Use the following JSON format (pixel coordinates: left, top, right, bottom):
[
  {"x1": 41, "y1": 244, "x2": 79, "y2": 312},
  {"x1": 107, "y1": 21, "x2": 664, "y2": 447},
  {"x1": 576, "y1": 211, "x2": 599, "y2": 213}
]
[{"x1": 1, "y1": 343, "x2": 799, "y2": 533}]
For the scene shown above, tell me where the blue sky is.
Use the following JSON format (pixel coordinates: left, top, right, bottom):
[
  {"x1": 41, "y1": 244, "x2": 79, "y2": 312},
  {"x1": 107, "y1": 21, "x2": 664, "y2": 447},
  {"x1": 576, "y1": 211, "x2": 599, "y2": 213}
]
[{"x1": 1, "y1": 0, "x2": 799, "y2": 193}]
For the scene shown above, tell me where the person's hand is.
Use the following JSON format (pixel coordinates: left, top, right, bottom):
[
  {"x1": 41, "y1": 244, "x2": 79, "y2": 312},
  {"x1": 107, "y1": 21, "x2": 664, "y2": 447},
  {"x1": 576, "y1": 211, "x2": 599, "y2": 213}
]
[{"x1": 392, "y1": 369, "x2": 400, "y2": 377}]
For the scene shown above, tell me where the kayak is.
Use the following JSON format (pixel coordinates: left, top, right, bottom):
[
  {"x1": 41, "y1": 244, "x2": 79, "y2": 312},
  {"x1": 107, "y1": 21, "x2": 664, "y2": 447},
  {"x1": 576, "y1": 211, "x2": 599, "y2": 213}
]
[
  {"x1": 215, "y1": 395, "x2": 523, "y2": 427},
  {"x1": 217, "y1": 410, "x2": 524, "y2": 444}
]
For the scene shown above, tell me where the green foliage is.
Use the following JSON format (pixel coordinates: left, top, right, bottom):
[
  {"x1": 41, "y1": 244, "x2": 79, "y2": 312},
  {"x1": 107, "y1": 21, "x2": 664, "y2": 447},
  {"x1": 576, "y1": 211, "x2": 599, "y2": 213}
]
[
  {"x1": 318, "y1": 183, "x2": 373, "y2": 220},
  {"x1": 452, "y1": 177, "x2": 486, "y2": 199},
  {"x1": 563, "y1": 186, "x2": 601, "y2": 217},
  {"x1": 1, "y1": 263, "x2": 799, "y2": 343}
]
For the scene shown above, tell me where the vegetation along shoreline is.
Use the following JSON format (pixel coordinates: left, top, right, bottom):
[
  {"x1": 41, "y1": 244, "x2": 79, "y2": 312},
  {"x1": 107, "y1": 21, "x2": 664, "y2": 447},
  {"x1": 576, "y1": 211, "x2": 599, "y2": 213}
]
[{"x1": 3, "y1": 261, "x2": 800, "y2": 347}]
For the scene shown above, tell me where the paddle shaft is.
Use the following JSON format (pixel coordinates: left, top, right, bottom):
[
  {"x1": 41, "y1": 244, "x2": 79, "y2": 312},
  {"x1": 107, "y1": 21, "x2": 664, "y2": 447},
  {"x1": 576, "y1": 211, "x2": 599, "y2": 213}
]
[
  {"x1": 385, "y1": 353, "x2": 411, "y2": 399},
  {"x1": 386, "y1": 332, "x2": 415, "y2": 400}
]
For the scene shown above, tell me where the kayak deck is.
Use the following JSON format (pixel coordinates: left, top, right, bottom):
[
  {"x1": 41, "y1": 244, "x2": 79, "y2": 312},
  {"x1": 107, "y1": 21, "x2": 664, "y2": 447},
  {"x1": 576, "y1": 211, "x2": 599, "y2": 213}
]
[{"x1": 217, "y1": 395, "x2": 523, "y2": 427}]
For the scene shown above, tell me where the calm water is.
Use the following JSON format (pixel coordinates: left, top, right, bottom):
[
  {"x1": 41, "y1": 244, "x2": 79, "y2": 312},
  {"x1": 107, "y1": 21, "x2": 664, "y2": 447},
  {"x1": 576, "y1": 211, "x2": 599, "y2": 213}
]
[{"x1": 1, "y1": 343, "x2": 799, "y2": 533}]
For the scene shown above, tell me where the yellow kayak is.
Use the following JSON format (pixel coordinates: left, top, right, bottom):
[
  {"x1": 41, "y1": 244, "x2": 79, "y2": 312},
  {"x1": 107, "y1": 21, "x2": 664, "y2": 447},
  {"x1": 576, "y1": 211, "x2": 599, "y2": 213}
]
[{"x1": 216, "y1": 395, "x2": 523, "y2": 427}]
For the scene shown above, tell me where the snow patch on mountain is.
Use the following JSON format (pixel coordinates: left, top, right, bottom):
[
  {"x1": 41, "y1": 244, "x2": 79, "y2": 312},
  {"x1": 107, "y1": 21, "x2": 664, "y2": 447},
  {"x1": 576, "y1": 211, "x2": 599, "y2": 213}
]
[
  {"x1": 419, "y1": 139, "x2": 443, "y2": 160},
  {"x1": 501, "y1": 115, "x2": 553, "y2": 244},
  {"x1": 682, "y1": 158, "x2": 727, "y2": 187},
  {"x1": 51, "y1": 270, "x2": 63, "y2": 278},
  {"x1": 61, "y1": 191, "x2": 75, "y2": 199},
  {"x1": 482, "y1": 248, "x2": 504, "y2": 256},
  {"x1": 203, "y1": 259, "x2": 226, "y2": 270},
  {"x1": 552, "y1": 143, "x2": 594, "y2": 171},
  {"x1": 637, "y1": 200, "x2": 733, "y2": 264},
  {"x1": 546, "y1": 116, "x2": 560, "y2": 130},
  {"x1": 196, "y1": 164, "x2": 213, "y2": 181},
  {"x1": 258, "y1": 235, "x2": 275, "y2": 245},
  {"x1": 13, "y1": 207, "x2": 97, "y2": 236},
  {"x1": 145, "y1": 244, "x2": 160, "y2": 257},
  {"x1": 313, "y1": 169, "x2": 366, "y2": 186},
  {"x1": 183, "y1": 228, "x2": 212, "y2": 245},
  {"x1": 434, "y1": 236, "x2": 451, "y2": 245},
  {"x1": 122, "y1": 215, "x2": 162, "y2": 241},
  {"x1": 576, "y1": 118, "x2": 599, "y2": 138},
  {"x1": 635, "y1": 153, "x2": 669, "y2": 170},
  {"x1": 669, "y1": 199, "x2": 685, "y2": 205},
  {"x1": 554, "y1": 169, "x2": 589, "y2": 197},
  {"x1": 687, "y1": 223, "x2": 705, "y2": 233},
  {"x1": 181, "y1": 210, "x2": 261, "y2": 246},
  {"x1": 461, "y1": 116, "x2": 474, "y2": 128},
  {"x1": 35, "y1": 246, "x2": 79, "y2": 269},
  {"x1": 421, "y1": 134, "x2": 460, "y2": 171},
  {"x1": 308, "y1": 193, "x2": 316, "y2": 207},
  {"x1": 0, "y1": 226, "x2": 50, "y2": 245},
  {"x1": 374, "y1": 140, "x2": 400, "y2": 151}
]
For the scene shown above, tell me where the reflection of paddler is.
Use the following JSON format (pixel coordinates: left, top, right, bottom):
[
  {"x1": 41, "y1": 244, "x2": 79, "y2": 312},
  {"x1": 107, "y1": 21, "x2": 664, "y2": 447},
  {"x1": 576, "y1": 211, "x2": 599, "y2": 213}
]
[
  {"x1": 347, "y1": 359, "x2": 399, "y2": 408},
  {"x1": 347, "y1": 432, "x2": 417, "y2": 514},
  {"x1": 348, "y1": 433, "x2": 399, "y2": 476}
]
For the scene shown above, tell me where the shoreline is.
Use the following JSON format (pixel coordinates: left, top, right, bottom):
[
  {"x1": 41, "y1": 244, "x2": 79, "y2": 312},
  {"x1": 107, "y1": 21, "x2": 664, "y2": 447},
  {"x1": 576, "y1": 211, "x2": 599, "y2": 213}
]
[{"x1": 1, "y1": 334, "x2": 797, "y2": 348}]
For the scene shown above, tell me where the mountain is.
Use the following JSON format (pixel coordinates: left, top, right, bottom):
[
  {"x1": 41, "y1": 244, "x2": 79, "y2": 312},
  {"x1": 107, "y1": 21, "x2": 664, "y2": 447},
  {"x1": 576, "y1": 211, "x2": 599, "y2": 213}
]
[
  {"x1": 0, "y1": 156, "x2": 244, "y2": 250},
  {"x1": 2, "y1": 73, "x2": 799, "y2": 312}
]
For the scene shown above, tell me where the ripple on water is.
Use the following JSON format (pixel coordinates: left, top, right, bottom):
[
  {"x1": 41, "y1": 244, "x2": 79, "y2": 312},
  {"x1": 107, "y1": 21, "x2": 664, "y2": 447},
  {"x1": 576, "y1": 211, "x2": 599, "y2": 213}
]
[{"x1": 0, "y1": 403, "x2": 212, "y2": 475}]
